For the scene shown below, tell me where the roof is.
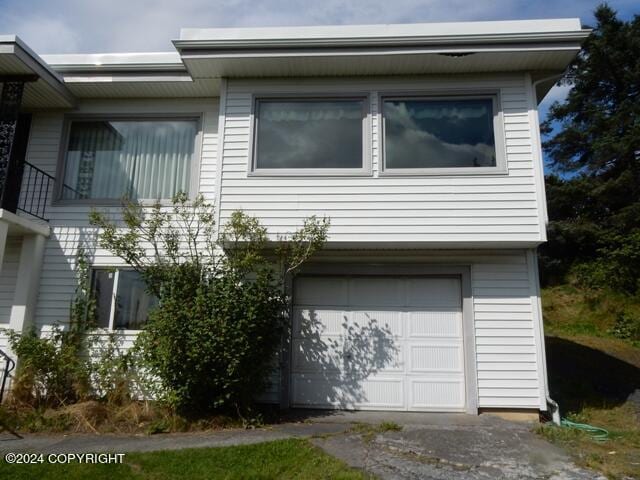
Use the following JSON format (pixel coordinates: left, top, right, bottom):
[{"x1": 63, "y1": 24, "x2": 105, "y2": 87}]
[
  {"x1": 0, "y1": 35, "x2": 75, "y2": 108},
  {"x1": 177, "y1": 18, "x2": 586, "y2": 47},
  {"x1": 1, "y1": 19, "x2": 590, "y2": 107}
]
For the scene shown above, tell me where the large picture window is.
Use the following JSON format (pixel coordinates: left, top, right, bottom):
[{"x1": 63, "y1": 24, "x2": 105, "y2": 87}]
[
  {"x1": 252, "y1": 98, "x2": 367, "y2": 174},
  {"x1": 382, "y1": 96, "x2": 502, "y2": 173},
  {"x1": 91, "y1": 269, "x2": 158, "y2": 330},
  {"x1": 60, "y1": 118, "x2": 198, "y2": 200}
]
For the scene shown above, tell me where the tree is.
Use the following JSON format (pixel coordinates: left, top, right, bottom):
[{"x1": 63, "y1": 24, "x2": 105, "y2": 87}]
[
  {"x1": 540, "y1": 4, "x2": 640, "y2": 292},
  {"x1": 89, "y1": 194, "x2": 329, "y2": 414}
]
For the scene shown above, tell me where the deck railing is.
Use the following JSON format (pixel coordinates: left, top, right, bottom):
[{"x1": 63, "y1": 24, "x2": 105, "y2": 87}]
[{"x1": 14, "y1": 162, "x2": 55, "y2": 222}]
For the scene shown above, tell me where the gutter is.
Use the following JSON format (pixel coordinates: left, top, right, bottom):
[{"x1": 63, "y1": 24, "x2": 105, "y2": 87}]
[
  {"x1": 530, "y1": 74, "x2": 566, "y2": 425},
  {"x1": 174, "y1": 30, "x2": 591, "y2": 50}
]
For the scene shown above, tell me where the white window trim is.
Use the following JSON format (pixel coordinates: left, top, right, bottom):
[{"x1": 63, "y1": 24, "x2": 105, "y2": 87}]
[
  {"x1": 54, "y1": 113, "x2": 204, "y2": 206},
  {"x1": 94, "y1": 268, "x2": 146, "y2": 333},
  {"x1": 248, "y1": 94, "x2": 372, "y2": 177},
  {"x1": 378, "y1": 91, "x2": 508, "y2": 176}
]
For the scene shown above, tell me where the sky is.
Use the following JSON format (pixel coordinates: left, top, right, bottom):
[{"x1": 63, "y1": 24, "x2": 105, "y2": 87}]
[{"x1": 1, "y1": 0, "x2": 637, "y2": 170}]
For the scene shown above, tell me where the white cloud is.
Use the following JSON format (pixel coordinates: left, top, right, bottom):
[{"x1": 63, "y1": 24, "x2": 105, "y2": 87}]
[{"x1": 0, "y1": 0, "x2": 637, "y2": 54}]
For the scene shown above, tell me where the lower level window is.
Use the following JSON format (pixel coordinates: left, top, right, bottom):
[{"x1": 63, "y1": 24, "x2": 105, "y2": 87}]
[{"x1": 91, "y1": 269, "x2": 158, "y2": 330}]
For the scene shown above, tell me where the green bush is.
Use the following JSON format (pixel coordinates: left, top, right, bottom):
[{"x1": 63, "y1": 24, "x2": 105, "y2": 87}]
[
  {"x1": 608, "y1": 312, "x2": 640, "y2": 342},
  {"x1": 90, "y1": 194, "x2": 329, "y2": 414},
  {"x1": 4, "y1": 251, "x2": 95, "y2": 407}
]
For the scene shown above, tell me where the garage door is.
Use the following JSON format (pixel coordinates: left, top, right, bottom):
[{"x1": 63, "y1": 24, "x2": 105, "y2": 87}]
[{"x1": 291, "y1": 276, "x2": 466, "y2": 411}]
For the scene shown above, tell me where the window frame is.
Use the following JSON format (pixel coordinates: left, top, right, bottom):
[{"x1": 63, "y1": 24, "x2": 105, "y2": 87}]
[
  {"x1": 248, "y1": 94, "x2": 372, "y2": 177},
  {"x1": 54, "y1": 113, "x2": 204, "y2": 205},
  {"x1": 91, "y1": 267, "x2": 155, "y2": 332},
  {"x1": 378, "y1": 91, "x2": 508, "y2": 176}
]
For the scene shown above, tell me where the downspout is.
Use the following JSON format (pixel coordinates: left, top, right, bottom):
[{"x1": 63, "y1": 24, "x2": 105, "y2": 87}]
[{"x1": 530, "y1": 73, "x2": 564, "y2": 425}]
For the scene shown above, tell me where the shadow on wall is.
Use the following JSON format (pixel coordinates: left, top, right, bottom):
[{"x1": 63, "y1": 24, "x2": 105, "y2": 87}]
[
  {"x1": 294, "y1": 309, "x2": 399, "y2": 408},
  {"x1": 545, "y1": 336, "x2": 640, "y2": 413}
]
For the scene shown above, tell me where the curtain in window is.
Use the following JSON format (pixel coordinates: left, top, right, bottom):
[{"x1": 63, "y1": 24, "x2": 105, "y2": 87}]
[{"x1": 63, "y1": 120, "x2": 197, "y2": 200}]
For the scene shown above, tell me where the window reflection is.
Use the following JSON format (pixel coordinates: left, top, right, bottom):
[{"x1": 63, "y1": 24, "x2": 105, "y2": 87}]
[
  {"x1": 383, "y1": 98, "x2": 497, "y2": 169},
  {"x1": 255, "y1": 100, "x2": 364, "y2": 169}
]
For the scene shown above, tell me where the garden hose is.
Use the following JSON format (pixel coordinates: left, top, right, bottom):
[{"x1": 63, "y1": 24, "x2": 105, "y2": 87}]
[{"x1": 560, "y1": 418, "x2": 609, "y2": 442}]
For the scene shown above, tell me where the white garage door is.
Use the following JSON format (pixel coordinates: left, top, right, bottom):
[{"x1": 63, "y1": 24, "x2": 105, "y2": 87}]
[{"x1": 291, "y1": 276, "x2": 466, "y2": 411}]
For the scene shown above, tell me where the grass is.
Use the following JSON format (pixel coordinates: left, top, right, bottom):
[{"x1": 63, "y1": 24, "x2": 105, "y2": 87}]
[
  {"x1": 542, "y1": 284, "x2": 640, "y2": 344},
  {"x1": 0, "y1": 400, "x2": 248, "y2": 435},
  {"x1": 0, "y1": 438, "x2": 370, "y2": 480},
  {"x1": 540, "y1": 286, "x2": 640, "y2": 479}
]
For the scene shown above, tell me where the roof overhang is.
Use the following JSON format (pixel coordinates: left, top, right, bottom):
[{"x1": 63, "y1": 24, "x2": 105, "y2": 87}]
[
  {"x1": 3, "y1": 19, "x2": 589, "y2": 105},
  {"x1": 174, "y1": 19, "x2": 590, "y2": 91},
  {"x1": 0, "y1": 35, "x2": 75, "y2": 109},
  {"x1": 40, "y1": 51, "x2": 220, "y2": 98}
]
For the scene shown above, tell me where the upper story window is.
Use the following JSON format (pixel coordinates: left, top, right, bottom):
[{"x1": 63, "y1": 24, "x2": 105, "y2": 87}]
[
  {"x1": 91, "y1": 268, "x2": 158, "y2": 330},
  {"x1": 381, "y1": 95, "x2": 505, "y2": 174},
  {"x1": 59, "y1": 118, "x2": 199, "y2": 201},
  {"x1": 252, "y1": 98, "x2": 369, "y2": 175}
]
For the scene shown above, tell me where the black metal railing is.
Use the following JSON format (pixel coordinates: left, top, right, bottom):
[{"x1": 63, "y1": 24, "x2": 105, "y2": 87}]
[
  {"x1": 0, "y1": 348, "x2": 15, "y2": 404},
  {"x1": 15, "y1": 162, "x2": 54, "y2": 221}
]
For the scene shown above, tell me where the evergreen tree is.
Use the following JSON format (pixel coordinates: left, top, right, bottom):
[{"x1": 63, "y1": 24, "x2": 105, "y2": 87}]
[{"x1": 541, "y1": 4, "x2": 640, "y2": 292}]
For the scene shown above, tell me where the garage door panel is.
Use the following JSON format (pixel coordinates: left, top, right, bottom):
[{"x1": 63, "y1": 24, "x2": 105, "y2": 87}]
[
  {"x1": 350, "y1": 310, "x2": 403, "y2": 337},
  {"x1": 408, "y1": 344, "x2": 464, "y2": 372},
  {"x1": 406, "y1": 278, "x2": 461, "y2": 308},
  {"x1": 293, "y1": 307, "x2": 346, "y2": 337},
  {"x1": 344, "y1": 339, "x2": 403, "y2": 374},
  {"x1": 349, "y1": 277, "x2": 403, "y2": 306},
  {"x1": 291, "y1": 373, "x2": 405, "y2": 409},
  {"x1": 408, "y1": 309, "x2": 461, "y2": 338},
  {"x1": 352, "y1": 376, "x2": 404, "y2": 409},
  {"x1": 291, "y1": 373, "x2": 348, "y2": 408},
  {"x1": 292, "y1": 338, "x2": 343, "y2": 373},
  {"x1": 409, "y1": 378, "x2": 466, "y2": 410},
  {"x1": 295, "y1": 277, "x2": 349, "y2": 306}
]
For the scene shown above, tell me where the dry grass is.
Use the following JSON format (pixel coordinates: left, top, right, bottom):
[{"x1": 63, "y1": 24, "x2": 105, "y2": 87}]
[
  {"x1": 540, "y1": 287, "x2": 640, "y2": 479},
  {"x1": 0, "y1": 400, "x2": 243, "y2": 435}
]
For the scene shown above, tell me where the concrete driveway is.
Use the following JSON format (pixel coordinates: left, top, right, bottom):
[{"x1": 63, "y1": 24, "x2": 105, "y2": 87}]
[
  {"x1": 306, "y1": 412, "x2": 604, "y2": 479},
  {"x1": 0, "y1": 411, "x2": 604, "y2": 479}
]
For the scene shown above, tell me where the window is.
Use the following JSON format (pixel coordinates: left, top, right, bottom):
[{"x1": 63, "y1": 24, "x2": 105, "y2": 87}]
[
  {"x1": 60, "y1": 118, "x2": 198, "y2": 200},
  {"x1": 252, "y1": 98, "x2": 367, "y2": 173},
  {"x1": 91, "y1": 269, "x2": 158, "y2": 330},
  {"x1": 381, "y1": 96, "x2": 502, "y2": 173}
]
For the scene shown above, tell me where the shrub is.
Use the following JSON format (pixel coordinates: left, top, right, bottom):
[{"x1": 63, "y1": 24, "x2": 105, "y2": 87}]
[
  {"x1": 4, "y1": 251, "x2": 95, "y2": 407},
  {"x1": 608, "y1": 312, "x2": 640, "y2": 342},
  {"x1": 90, "y1": 194, "x2": 329, "y2": 414}
]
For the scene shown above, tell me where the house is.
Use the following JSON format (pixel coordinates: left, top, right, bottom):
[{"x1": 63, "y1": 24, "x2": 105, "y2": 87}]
[{"x1": 0, "y1": 19, "x2": 589, "y2": 417}]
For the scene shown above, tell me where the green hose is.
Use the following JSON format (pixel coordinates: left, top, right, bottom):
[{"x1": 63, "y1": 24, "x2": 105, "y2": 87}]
[{"x1": 560, "y1": 418, "x2": 609, "y2": 442}]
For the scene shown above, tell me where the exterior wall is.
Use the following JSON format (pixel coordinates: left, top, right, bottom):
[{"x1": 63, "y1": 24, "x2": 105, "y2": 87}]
[
  {"x1": 9, "y1": 79, "x2": 547, "y2": 411},
  {"x1": 217, "y1": 73, "x2": 546, "y2": 245},
  {"x1": 22, "y1": 98, "x2": 219, "y2": 331}
]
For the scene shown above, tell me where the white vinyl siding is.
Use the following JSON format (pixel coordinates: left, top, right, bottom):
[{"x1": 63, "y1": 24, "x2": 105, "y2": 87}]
[
  {"x1": 21, "y1": 98, "x2": 219, "y2": 336},
  {"x1": 14, "y1": 82, "x2": 546, "y2": 411},
  {"x1": 219, "y1": 74, "x2": 543, "y2": 244}
]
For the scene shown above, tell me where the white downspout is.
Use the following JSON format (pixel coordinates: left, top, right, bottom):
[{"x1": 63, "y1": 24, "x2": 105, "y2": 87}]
[{"x1": 530, "y1": 73, "x2": 564, "y2": 425}]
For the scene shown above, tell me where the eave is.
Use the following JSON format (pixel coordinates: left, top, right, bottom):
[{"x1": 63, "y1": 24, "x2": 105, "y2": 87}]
[{"x1": 0, "y1": 35, "x2": 76, "y2": 109}]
